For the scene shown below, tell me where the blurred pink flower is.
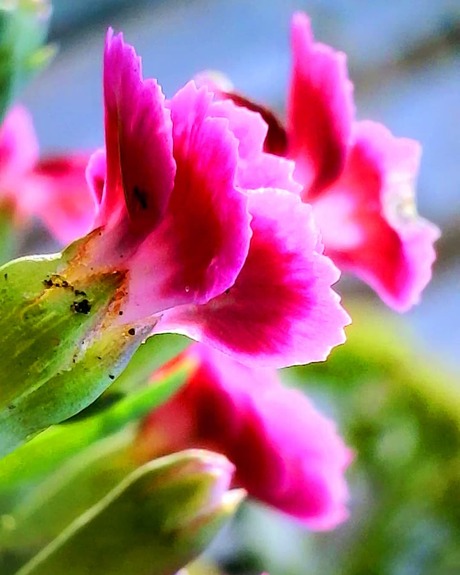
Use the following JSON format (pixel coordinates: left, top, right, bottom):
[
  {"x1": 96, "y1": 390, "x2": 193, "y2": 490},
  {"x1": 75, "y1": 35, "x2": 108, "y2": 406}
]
[
  {"x1": 0, "y1": 105, "x2": 39, "y2": 221},
  {"x1": 137, "y1": 344, "x2": 352, "y2": 530},
  {"x1": 24, "y1": 154, "x2": 96, "y2": 245},
  {"x1": 199, "y1": 12, "x2": 440, "y2": 311},
  {"x1": 61, "y1": 29, "x2": 349, "y2": 367},
  {"x1": 0, "y1": 105, "x2": 93, "y2": 240}
]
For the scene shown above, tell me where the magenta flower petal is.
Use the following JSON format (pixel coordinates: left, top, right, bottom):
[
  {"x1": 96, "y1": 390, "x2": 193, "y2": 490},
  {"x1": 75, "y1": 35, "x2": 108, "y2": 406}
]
[
  {"x1": 86, "y1": 148, "x2": 106, "y2": 205},
  {"x1": 227, "y1": 93, "x2": 288, "y2": 157},
  {"x1": 314, "y1": 121, "x2": 440, "y2": 311},
  {"x1": 187, "y1": 12, "x2": 439, "y2": 312},
  {"x1": 123, "y1": 82, "x2": 252, "y2": 319},
  {"x1": 226, "y1": 92, "x2": 289, "y2": 157},
  {"x1": 210, "y1": 98, "x2": 299, "y2": 193},
  {"x1": 193, "y1": 77, "x2": 298, "y2": 193},
  {"x1": 0, "y1": 106, "x2": 39, "y2": 217},
  {"x1": 194, "y1": 71, "x2": 289, "y2": 156},
  {"x1": 253, "y1": 385, "x2": 351, "y2": 529},
  {"x1": 236, "y1": 152, "x2": 301, "y2": 195},
  {"x1": 102, "y1": 29, "x2": 175, "y2": 232},
  {"x1": 25, "y1": 154, "x2": 98, "y2": 244},
  {"x1": 288, "y1": 12, "x2": 354, "y2": 197},
  {"x1": 139, "y1": 344, "x2": 351, "y2": 529},
  {"x1": 157, "y1": 189, "x2": 349, "y2": 367},
  {"x1": 0, "y1": 106, "x2": 38, "y2": 180},
  {"x1": 83, "y1": 39, "x2": 253, "y2": 322},
  {"x1": 208, "y1": 97, "x2": 268, "y2": 163}
]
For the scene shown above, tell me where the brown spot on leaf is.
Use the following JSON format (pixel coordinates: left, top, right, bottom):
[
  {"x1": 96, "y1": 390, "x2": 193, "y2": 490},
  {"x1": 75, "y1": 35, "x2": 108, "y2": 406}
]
[
  {"x1": 43, "y1": 274, "x2": 72, "y2": 290},
  {"x1": 71, "y1": 299, "x2": 91, "y2": 314}
]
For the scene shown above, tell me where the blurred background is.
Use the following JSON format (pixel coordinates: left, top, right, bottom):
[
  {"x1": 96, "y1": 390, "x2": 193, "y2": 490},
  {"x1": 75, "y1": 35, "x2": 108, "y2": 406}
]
[{"x1": 17, "y1": 1, "x2": 460, "y2": 574}]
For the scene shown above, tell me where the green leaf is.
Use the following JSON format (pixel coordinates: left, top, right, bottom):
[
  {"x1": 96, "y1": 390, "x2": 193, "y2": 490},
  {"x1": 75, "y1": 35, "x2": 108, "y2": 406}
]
[
  {"x1": 15, "y1": 450, "x2": 243, "y2": 575},
  {"x1": 0, "y1": 243, "x2": 161, "y2": 457},
  {"x1": 0, "y1": 205, "x2": 16, "y2": 265},
  {"x1": 112, "y1": 332, "x2": 190, "y2": 393},
  {"x1": 0, "y1": 359, "x2": 189, "y2": 495},
  {"x1": 2, "y1": 431, "x2": 136, "y2": 555},
  {"x1": 0, "y1": 365, "x2": 189, "y2": 573},
  {"x1": 0, "y1": 252, "x2": 120, "y2": 401}
]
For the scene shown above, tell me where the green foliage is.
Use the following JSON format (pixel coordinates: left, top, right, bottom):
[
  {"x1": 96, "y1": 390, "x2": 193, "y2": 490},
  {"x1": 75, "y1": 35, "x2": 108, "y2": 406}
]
[
  {"x1": 0, "y1": 206, "x2": 16, "y2": 265},
  {"x1": 14, "y1": 450, "x2": 243, "y2": 575},
  {"x1": 0, "y1": 0, "x2": 54, "y2": 121},
  {"x1": 0, "y1": 345, "x2": 193, "y2": 573},
  {"x1": 0, "y1": 240, "x2": 159, "y2": 456},
  {"x1": 0, "y1": 356, "x2": 189, "y2": 496},
  {"x1": 113, "y1": 332, "x2": 189, "y2": 394}
]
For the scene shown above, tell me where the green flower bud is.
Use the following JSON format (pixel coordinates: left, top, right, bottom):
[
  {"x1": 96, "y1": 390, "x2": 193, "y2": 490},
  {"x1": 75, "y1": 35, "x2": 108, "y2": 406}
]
[{"x1": 16, "y1": 450, "x2": 244, "y2": 575}]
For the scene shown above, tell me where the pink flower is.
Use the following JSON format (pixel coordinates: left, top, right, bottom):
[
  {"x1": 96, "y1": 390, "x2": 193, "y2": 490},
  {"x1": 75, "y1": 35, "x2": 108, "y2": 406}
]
[
  {"x1": 61, "y1": 29, "x2": 349, "y2": 367},
  {"x1": 0, "y1": 105, "x2": 93, "y2": 241},
  {"x1": 23, "y1": 154, "x2": 96, "y2": 245},
  {"x1": 200, "y1": 12, "x2": 440, "y2": 311},
  {"x1": 137, "y1": 344, "x2": 352, "y2": 530}
]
